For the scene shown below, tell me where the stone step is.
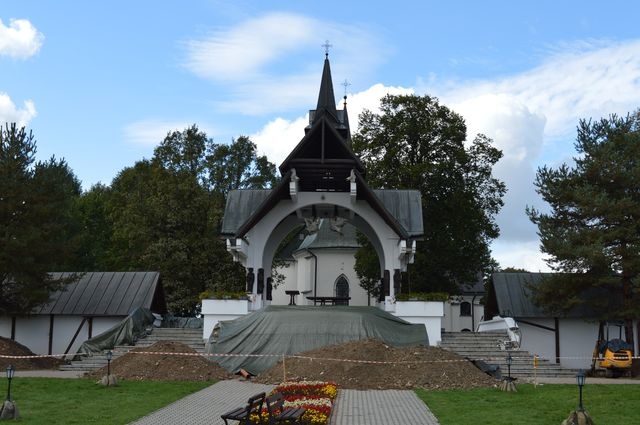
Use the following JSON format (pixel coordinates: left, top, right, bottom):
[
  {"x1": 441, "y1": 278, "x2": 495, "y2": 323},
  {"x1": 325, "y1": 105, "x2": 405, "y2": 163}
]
[
  {"x1": 60, "y1": 326, "x2": 206, "y2": 373},
  {"x1": 440, "y1": 331, "x2": 578, "y2": 378}
]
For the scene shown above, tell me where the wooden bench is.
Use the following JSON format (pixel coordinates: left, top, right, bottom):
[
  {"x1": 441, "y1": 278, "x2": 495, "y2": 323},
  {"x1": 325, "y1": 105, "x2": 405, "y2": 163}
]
[
  {"x1": 220, "y1": 392, "x2": 265, "y2": 425},
  {"x1": 265, "y1": 392, "x2": 307, "y2": 424}
]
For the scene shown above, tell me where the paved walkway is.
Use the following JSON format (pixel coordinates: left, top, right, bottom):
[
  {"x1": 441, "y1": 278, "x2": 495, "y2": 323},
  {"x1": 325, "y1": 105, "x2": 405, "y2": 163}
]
[{"x1": 129, "y1": 380, "x2": 440, "y2": 425}]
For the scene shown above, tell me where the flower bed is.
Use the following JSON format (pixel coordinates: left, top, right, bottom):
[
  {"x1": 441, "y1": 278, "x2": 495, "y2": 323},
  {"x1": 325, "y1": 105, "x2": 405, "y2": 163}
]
[{"x1": 253, "y1": 381, "x2": 338, "y2": 424}]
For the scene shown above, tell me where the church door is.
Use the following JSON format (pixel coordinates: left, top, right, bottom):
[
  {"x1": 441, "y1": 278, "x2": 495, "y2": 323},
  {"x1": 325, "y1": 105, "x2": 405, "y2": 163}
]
[{"x1": 335, "y1": 275, "x2": 349, "y2": 305}]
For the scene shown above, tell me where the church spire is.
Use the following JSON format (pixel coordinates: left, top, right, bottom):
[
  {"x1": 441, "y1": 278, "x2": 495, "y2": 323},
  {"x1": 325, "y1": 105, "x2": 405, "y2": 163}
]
[{"x1": 314, "y1": 44, "x2": 338, "y2": 123}]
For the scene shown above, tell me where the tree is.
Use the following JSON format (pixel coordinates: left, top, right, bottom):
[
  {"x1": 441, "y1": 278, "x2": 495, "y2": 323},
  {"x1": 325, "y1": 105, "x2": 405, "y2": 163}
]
[
  {"x1": 527, "y1": 111, "x2": 640, "y2": 342},
  {"x1": 105, "y1": 126, "x2": 277, "y2": 314},
  {"x1": 352, "y1": 94, "x2": 505, "y2": 294},
  {"x1": 353, "y1": 233, "x2": 380, "y2": 305},
  {"x1": 0, "y1": 123, "x2": 80, "y2": 314}
]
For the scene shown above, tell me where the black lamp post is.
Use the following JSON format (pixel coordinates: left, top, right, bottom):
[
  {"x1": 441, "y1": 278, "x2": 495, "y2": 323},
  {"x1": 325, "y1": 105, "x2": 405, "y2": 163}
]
[
  {"x1": 5, "y1": 365, "x2": 14, "y2": 401},
  {"x1": 576, "y1": 370, "x2": 586, "y2": 411},
  {"x1": 106, "y1": 350, "x2": 113, "y2": 376},
  {"x1": 506, "y1": 353, "x2": 513, "y2": 380}
]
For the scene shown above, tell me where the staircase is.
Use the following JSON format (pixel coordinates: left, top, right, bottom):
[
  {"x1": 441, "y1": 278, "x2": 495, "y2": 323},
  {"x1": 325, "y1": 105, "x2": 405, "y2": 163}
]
[
  {"x1": 439, "y1": 332, "x2": 577, "y2": 378},
  {"x1": 59, "y1": 327, "x2": 205, "y2": 372}
]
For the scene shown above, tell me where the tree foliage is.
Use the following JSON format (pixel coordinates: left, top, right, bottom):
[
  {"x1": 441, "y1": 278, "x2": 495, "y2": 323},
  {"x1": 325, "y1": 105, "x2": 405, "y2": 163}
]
[
  {"x1": 527, "y1": 112, "x2": 640, "y2": 327},
  {"x1": 352, "y1": 94, "x2": 505, "y2": 294},
  {"x1": 101, "y1": 126, "x2": 276, "y2": 314},
  {"x1": 0, "y1": 123, "x2": 80, "y2": 314}
]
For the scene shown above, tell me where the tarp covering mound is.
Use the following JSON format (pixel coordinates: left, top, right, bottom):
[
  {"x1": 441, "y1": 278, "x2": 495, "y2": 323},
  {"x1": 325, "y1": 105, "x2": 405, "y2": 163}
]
[
  {"x1": 75, "y1": 307, "x2": 155, "y2": 359},
  {"x1": 207, "y1": 305, "x2": 428, "y2": 375}
]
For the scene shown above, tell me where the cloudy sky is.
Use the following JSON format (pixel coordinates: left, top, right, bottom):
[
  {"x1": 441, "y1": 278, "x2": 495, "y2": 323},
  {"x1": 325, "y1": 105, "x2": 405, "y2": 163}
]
[{"x1": 2, "y1": 1, "x2": 640, "y2": 271}]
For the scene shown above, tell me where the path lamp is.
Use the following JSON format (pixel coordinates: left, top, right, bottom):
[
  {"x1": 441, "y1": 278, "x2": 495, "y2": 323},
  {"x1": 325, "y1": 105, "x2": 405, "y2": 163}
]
[
  {"x1": 5, "y1": 365, "x2": 14, "y2": 401},
  {"x1": 106, "y1": 350, "x2": 113, "y2": 377},
  {"x1": 576, "y1": 370, "x2": 586, "y2": 411}
]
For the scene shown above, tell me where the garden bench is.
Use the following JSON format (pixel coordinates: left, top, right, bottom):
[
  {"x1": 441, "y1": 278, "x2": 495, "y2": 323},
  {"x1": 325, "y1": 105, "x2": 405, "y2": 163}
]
[
  {"x1": 220, "y1": 392, "x2": 265, "y2": 425},
  {"x1": 265, "y1": 392, "x2": 307, "y2": 424}
]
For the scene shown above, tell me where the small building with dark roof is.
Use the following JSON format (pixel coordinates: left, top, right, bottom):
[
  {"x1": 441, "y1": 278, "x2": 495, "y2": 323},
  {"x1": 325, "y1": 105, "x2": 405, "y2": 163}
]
[
  {"x1": 487, "y1": 272, "x2": 639, "y2": 369},
  {"x1": 0, "y1": 272, "x2": 166, "y2": 356}
]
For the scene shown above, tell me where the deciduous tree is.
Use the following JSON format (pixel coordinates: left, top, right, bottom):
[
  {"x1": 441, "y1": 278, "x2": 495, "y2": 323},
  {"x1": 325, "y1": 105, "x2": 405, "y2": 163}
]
[{"x1": 352, "y1": 94, "x2": 505, "y2": 294}]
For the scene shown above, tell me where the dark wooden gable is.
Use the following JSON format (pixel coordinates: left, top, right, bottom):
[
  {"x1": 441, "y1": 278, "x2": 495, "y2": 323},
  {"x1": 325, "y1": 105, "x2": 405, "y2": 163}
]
[{"x1": 279, "y1": 56, "x2": 364, "y2": 192}]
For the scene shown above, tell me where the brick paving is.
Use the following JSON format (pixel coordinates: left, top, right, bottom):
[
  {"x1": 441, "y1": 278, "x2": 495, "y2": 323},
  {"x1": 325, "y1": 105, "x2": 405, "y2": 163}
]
[
  {"x1": 129, "y1": 380, "x2": 274, "y2": 425},
  {"x1": 330, "y1": 389, "x2": 440, "y2": 425},
  {"x1": 129, "y1": 380, "x2": 440, "y2": 425}
]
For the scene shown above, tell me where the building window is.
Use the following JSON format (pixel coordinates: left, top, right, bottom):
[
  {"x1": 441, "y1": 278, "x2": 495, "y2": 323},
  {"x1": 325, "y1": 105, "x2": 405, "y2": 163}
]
[
  {"x1": 460, "y1": 301, "x2": 471, "y2": 316},
  {"x1": 335, "y1": 275, "x2": 349, "y2": 305}
]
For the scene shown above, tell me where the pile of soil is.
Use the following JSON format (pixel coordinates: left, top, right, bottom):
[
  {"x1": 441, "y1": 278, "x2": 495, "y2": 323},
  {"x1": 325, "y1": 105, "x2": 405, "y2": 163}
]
[
  {"x1": 255, "y1": 339, "x2": 498, "y2": 390},
  {"x1": 0, "y1": 336, "x2": 62, "y2": 370},
  {"x1": 87, "y1": 341, "x2": 233, "y2": 381}
]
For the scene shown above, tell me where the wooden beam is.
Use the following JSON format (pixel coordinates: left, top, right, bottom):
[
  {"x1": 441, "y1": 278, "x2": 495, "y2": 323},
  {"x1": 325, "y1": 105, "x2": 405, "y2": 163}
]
[
  {"x1": 64, "y1": 317, "x2": 87, "y2": 356},
  {"x1": 48, "y1": 315, "x2": 55, "y2": 355}
]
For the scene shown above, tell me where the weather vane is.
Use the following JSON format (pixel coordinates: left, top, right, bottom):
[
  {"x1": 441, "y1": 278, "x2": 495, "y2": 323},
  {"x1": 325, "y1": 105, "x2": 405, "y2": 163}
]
[{"x1": 322, "y1": 40, "x2": 333, "y2": 57}]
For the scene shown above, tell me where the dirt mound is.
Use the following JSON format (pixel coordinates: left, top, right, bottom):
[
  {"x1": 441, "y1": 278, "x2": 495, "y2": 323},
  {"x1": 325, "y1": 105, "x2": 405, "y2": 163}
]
[
  {"x1": 0, "y1": 337, "x2": 62, "y2": 370},
  {"x1": 87, "y1": 341, "x2": 233, "y2": 381},
  {"x1": 255, "y1": 339, "x2": 498, "y2": 390}
]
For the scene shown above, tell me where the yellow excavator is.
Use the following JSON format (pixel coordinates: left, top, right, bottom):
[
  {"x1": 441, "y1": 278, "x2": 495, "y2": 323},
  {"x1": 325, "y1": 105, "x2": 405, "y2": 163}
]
[{"x1": 591, "y1": 321, "x2": 633, "y2": 377}]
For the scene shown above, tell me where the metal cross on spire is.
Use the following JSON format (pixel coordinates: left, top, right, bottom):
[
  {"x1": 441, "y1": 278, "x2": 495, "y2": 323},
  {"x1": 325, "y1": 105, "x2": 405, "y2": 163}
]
[
  {"x1": 322, "y1": 40, "x2": 333, "y2": 57},
  {"x1": 341, "y1": 79, "x2": 351, "y2": 98}
]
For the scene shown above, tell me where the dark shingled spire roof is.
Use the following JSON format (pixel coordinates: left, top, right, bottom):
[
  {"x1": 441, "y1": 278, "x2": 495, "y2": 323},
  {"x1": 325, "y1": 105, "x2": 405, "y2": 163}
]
[{"x1": 313, "y1": 56, "x2": 338, "y2": 123}]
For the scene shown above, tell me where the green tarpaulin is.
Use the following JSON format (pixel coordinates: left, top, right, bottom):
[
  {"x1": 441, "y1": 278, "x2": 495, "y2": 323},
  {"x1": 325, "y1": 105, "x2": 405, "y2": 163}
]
[
  {"x1": 75, "y1": 307, "x2": 155, "y2": 359},
  {"x1": 207, "y1": 305, "x2": 428, "y2": 375}
]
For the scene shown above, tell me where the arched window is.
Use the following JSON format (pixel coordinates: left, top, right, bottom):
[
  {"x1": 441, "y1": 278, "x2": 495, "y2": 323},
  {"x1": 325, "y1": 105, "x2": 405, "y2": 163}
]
[
  {"x1": 334, "y1": 275, "x2": 349, "y2": 305},
  {"x1": 460, "y1": 301, "x2": 472, "y2": 316}
]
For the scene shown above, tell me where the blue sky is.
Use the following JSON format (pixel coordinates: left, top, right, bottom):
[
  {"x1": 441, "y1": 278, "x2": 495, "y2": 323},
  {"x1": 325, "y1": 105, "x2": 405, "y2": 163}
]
[{"x1": 2, "y1": 1, "x2": 640, "y2": 271}]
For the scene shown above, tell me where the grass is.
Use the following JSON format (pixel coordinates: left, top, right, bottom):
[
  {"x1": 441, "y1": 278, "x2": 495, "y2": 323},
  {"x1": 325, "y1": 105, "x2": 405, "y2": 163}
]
[
  {"x1": 5, "y1": 377, "x2": 211, "y2": 424},
  {"x1": 417, "y1": 384, "x2": 640, "y2": 425}
]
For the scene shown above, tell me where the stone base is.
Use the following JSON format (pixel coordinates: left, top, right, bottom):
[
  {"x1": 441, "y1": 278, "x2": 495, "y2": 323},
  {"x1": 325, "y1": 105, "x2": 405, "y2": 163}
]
[
  {"x1": 0, "y1": 400, "x2": 20, "y2": 420},
  {"x1": 100, "y1": 374, "x2": 119, "y2": 387},
  {"x1": 561, "y1": 410, "x2": 595, "y2": 425},
  {"x1": 500, "y1": 378, "x2": 517, "y2": 392}
]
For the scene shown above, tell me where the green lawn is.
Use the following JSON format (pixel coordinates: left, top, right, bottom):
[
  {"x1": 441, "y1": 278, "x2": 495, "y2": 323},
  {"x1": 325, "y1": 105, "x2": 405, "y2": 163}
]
[
  {"x1": 417, "y1": 384, "x2": 640, "y2": 425},
  {"x1": 4, "y1": 378, "x2": 211, "y2": 424}
]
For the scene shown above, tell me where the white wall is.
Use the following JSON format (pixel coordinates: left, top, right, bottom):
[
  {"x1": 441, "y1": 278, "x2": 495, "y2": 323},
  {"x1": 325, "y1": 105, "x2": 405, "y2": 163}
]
[
  {"x1": 518, "y1": 318, "x2": 603, "y2": 370},
  {"x1": 0, "y1": 315, "x2": 123, "y2": 356},
  {"x1": 273, "y1": 247, "x2": 370, "y2": 306},
  {"x1": 201, "y1": 299, "x2": 249, "y2": 340},
  {"x1": 389, "y1": 301, "x2": 444, "y2": 346},
  {"x1": 442, "y1": 296, "x2": 484, "y2": 333}
]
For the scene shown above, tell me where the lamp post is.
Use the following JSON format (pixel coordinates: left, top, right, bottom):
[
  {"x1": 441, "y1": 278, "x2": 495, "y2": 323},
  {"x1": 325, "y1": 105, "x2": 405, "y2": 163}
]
[
  {"x1": 576, "y1": 370, "x2": 586, "y2": 411},
  {"x1": 106, "y1": 350, "x2": 113, "y2": 377},
  {"x1": 5, "y1": 365, "x2": 14, "y2": 401},
  {"x1": 506, "y1": 353, "x2": 512, "y2": 380}
]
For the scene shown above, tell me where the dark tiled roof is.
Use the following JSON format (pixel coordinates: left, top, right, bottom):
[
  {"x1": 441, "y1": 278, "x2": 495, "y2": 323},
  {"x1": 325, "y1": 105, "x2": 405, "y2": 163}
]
[
  {"x1": 221, "y1": 189, "x2": 272, "y2": 236},
  {"x1": 491, "y1": 273, "x2": 549, "y2": 318},
  {"x1": 34, "y1": 272, "x2": 163, "y2": 316},
  {"x1": 491, "y1": 272, "x2": 615, "y2": 319},
  {"x1": 298, "y1": 220, "x2": 360, "y2": 250}
]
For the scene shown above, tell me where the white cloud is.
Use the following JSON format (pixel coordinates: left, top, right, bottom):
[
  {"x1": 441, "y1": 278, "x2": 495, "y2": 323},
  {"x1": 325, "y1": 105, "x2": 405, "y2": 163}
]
[
  {"x1": 184, "y1": 12, "x2": 317, "y2": 81},
  {"x1": 429, "y1": 39, "x2": 640, "y2": 269},
  {"x1": 491, "y1": 240, "x2": 551, "y2": 272},
  {"x1": 123, "y1": 120, "x2": 211, "y2": 146},
  {"x1": 250, "y1": 83, "x2": 413, "y2": 167},
  {"x1": 252, "y1": 116, "x2": 308, "y2": 168},
  {"x1": 0, "y1": 93, "x2": 37, "y2": 126},
  {"x1": 247, "y1": 39, "x2": 640, "y2": 271},
  {"x1": 184, "y1": 12, "x2": 387, "y2": 115},
  {"x1": 0, "y1": 18, "x2": 44, "y2": 59}
]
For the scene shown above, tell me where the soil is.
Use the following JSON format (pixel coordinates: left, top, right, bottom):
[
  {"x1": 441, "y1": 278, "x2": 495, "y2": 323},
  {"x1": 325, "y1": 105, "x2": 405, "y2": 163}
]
[
  {"x1": 0, "y1": 336, "x2": 63, "y2": 370},
  {"x1": 86, "y1": 341, "x2": 233, "y2": 382},
  {"x1": 255, "y1": 339, "x2": 498, "y2": 390}
]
